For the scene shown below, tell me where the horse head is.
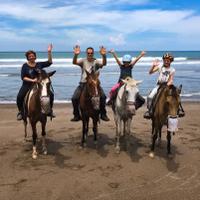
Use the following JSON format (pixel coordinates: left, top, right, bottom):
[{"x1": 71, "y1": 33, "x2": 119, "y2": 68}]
[
  {"x1": 35, "y1": 69, "x2": 56, "y2": 114},
  {"x1": 118, "y1": 77, "x2": 142, "y2": 116},
  {"x1": 85, "y1": 70, "x2": 100, "y2": 110},
  {"x1": 164, "y1": 84, "x2": 181, "y2": 118}
]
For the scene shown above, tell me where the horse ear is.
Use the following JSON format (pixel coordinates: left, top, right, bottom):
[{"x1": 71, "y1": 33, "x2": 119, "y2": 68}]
[
  {"x1": 48, "y1": 70, "x2": 56, "y2": 77},
  {"x1": 95, "y1": 71, "x2": 100, "y2": 79},
  {"x1": 121, "y1": 78, "x2": 128, "y2": 84},
  {"x1": 177, "y1": 84, "x2": 182, "y2": 94},
  {"x1": 135, "y1": 80, "x2": 143, "y2": 85}
]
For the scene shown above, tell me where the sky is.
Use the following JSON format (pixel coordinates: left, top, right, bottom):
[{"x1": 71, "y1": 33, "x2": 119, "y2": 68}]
[{"x1": 0, "y1": 0, "x2": 200, "y2": 51}]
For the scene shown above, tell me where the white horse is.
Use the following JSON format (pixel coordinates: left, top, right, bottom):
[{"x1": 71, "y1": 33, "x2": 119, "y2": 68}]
[{"x1": 112, "y1": 77, "x2": 142, "y2": 153}]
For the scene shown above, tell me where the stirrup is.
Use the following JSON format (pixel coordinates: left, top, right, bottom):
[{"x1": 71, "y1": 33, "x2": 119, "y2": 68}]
[
  {"x1": 178, "y1": 111, "x2": 185, "y2": 118},
  {"x1": 70, "y1": 116, "x2": 81, "y2": 122},
  {"x1": 101, "y1": 114, "x2": 110, "y2": 121},
  {"x1": 17, "y1": 112, "x2": 23, "y2": 121}
]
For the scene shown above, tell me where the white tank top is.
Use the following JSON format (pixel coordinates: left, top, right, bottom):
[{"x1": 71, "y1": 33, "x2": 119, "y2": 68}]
[{"x1": 157, "y1": 66, "x2": 175, "y2": 84}]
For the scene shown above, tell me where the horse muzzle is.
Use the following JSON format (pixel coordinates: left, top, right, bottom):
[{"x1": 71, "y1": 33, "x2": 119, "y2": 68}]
[
  {"x1": 167, "y1": 115, "x2": 178, "y2": 132},
  {"x1": 91, "y1": 96, "x2": 100, "y2": 110},
  {"x1": 40, "y1": 96, "x2": 51, "y2": 114},
  {"x1": 126, "y1": 102, "x2": 136, "y2": 115}
]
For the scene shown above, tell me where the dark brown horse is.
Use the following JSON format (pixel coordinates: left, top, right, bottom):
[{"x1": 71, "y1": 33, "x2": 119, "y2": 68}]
[
  {"x1": 23, "y1": 69, "x2": 56, "y2": 159},
  {"x1": 149, "y1": 84, "x2": 182, "y2": 158},
  {"x1": 79, "y1": 71, "x2": 101, "y2": 147}
]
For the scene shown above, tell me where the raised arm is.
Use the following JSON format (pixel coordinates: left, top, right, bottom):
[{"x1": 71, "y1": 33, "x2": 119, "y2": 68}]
[
  {"x1": 47, "y1": 43, "x2": 53, "y2": 64},
  {"x1": 99, "y1": 46, "x2": 107, "y2": 67},
  {"x1": 109, "y1": 49, "x2": 122, "y2": 66},
  {"x1": 130, "y1": 51, "x2": 146, "y2": 66},
  {"x1": 149, "y1": 59, "x2": 160, "y2": 74},
  {"x1": 73, "y1": 45, "x2": 81, "y2": 65}
]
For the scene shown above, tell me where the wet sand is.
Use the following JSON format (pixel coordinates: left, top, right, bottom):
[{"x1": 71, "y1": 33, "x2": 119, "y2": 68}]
[{"x1": 0, "y1": 102, "x2": 200, "y2": 200}]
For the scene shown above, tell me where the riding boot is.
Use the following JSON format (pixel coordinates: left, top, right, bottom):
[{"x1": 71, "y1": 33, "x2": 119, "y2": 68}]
[
  {"x1": 71, "y1": 99, "x2": 81, "y2": 121},
  {"x1": 135, "y1": 93, "x2": 145, "y2": 110},
  {"x1": 144, "y1": 98, "x2": 153, "y2": 119},
  {"x1": 16, "y1": 85, "x2": 29, "y2": 121},
  {"x1": 17, "y1": 111, "x2": 23, "y2": 121},
  {"x1": 100, "y1": 96, "x2": 110, "y2": 121},
  {"x1": 178, "y1": 103, "x2": 185, "y2": 118}
]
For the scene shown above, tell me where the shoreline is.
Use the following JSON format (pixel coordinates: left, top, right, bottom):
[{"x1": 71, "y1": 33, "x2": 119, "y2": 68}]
[{"x1": 0, "y1": 99, "x2": 199, "y2": 106}]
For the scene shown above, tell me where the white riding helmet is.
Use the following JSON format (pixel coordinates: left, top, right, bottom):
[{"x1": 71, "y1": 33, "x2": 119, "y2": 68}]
[{"x1": 122, "y1": 54, "x2": 132, "y2": 62}]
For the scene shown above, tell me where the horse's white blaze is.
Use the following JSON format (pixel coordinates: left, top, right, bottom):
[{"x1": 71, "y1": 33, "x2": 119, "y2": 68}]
[
  {"x1": 27, "y1": 90, "x2": 34, "y2": 110},
  {"x1": 41, "y1": 78, "x2": 49, "y2": 97},
  {"x1": 126, "y1": 85, "x2": 138, "y2": 103}
]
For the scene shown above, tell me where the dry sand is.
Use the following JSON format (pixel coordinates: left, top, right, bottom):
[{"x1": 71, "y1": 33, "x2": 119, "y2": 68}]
[{"x1": 0, "y1": 102, "x2": 200, "y2": 200}]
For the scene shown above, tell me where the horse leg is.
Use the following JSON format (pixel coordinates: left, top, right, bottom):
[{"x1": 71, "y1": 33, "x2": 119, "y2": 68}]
[
  {"x1": 85, "y1": 117, "x2": 89, "y2": 147},
  {"x1": 157, "y1": 127, "x2": 162, "y2": 147},
  {"x1": 81, "y1": 117, "x2": 87, "y2": 148},
  {"x1": 30, "y1": 121, "x2": 38, "y2": 159},
  {"x1": 149, "y1": 128, "x2": 158, "y2": 158},
  {"x1": 123, "y1": 120, "x2": 126, "y2": 136},
  {"x1": 93, "y1": 119, "x2": 98, "y2": 148},
  {"x1": 23, "y1": 118, "x2": 28, "y2": 141},
  {"x1": 167, "y1": 131, "x2": 173, "y2": 158},
  {"x1": 115, "y1": 118, "x2": 122, "y2": 154},
  {"x1": 41, "y1": 116, "x2": 47, "y2": 155},
  {"x1": 125, "y1": 118, "x2": 132, "y2": 152}
]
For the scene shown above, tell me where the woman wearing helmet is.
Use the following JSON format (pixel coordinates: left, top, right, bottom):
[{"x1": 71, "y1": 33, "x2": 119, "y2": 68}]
[
  {"x1": 107, "y1": 50, "x2": 146, "y2": 106},
  {"x1": 144, "y1": 53, "x2": 185, "y2": 119}
]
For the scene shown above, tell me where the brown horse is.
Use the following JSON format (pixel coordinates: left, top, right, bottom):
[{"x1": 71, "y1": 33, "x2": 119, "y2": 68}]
[
  {"x1": 23, "y1": 69, "x2": 56, "y2": 159},
  {"x1": 79, "y1": 71, "x2": 101, "y2": 147},
  {"x1": 149, "y1": 84, "x2": 182, "y2": 158}
]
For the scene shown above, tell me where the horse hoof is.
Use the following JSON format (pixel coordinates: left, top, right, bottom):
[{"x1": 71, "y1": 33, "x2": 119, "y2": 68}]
[
  {"x1": 94, "y1": 141, "x2": 98, "y2": 148},
  {"x1": 43, "y1": 149, "x2": 47, "y2": 155},
  {"x1": 149, "y1": 152, "x2": 155, "y2": 158},
  {"x1": 157, "y1": 139, "x2": 161, "y2": 147},
  {"x1": 115, "y1": 147, "x2": 120, "y2": 154},
  {"x1": 167, "y1": 154, "x2": 173, "y2": 159},
  {"x1": 32, "y1": 152, "x2": 38, "y2": 159}
]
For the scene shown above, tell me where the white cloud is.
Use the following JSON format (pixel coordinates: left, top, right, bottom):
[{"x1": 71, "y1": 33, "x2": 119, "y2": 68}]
[
  {"x1": 0, "y1": 1, "x2": 200, "y2": 50},
  {"x1": 109, "y1": 34, "x2": 125, "y2": 45}
]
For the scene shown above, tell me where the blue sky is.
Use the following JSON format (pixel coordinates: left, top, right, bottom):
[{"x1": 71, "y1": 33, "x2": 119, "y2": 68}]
[{"x1": 0, "y1": 0, "x2": 200, "y2": 51}]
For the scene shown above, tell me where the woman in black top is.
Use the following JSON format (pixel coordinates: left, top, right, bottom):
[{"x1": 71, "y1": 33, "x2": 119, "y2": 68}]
[{"x1": 16, "y1": 44, "x2": 54, "y2": 120}]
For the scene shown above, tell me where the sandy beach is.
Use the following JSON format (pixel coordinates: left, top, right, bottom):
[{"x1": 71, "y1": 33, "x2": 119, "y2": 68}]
[{"x1": 0, "y1": 102, "x2": 200, "y2": 200}]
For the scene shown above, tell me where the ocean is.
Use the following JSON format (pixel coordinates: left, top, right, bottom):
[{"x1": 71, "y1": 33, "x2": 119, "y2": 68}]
[{"x1": 0, "y1": 51, "x2": 200, "y2": 104}]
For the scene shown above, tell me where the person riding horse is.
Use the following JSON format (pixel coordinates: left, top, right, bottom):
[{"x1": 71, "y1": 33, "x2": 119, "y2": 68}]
[
  {"x1": 107, "y1": 49, "x2": 146, "y2": 109},
  {"x1": 144, "y1": 53, "x2": 185, "y2": 119},
  {"x1": 71, "y1": 45, "x2": 110, "y2": 122},
  {"x1": 16, "y1": 44, "x2": 55, "y2": 120}
]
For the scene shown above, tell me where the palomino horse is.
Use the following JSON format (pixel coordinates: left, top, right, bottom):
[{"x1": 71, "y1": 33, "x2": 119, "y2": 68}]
[
  {"x1": 23, "y1": 69, "x2": 56, "y2": 159},
  {"x1": 149, "y1": 84, "x2": 182, "y2": 158},
  {"x1": 79, "y1": 71, "x2": 101, "y2": 147},
  {"x1": 112, "y1": 77, "x2": 142, "y2": 153}
]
